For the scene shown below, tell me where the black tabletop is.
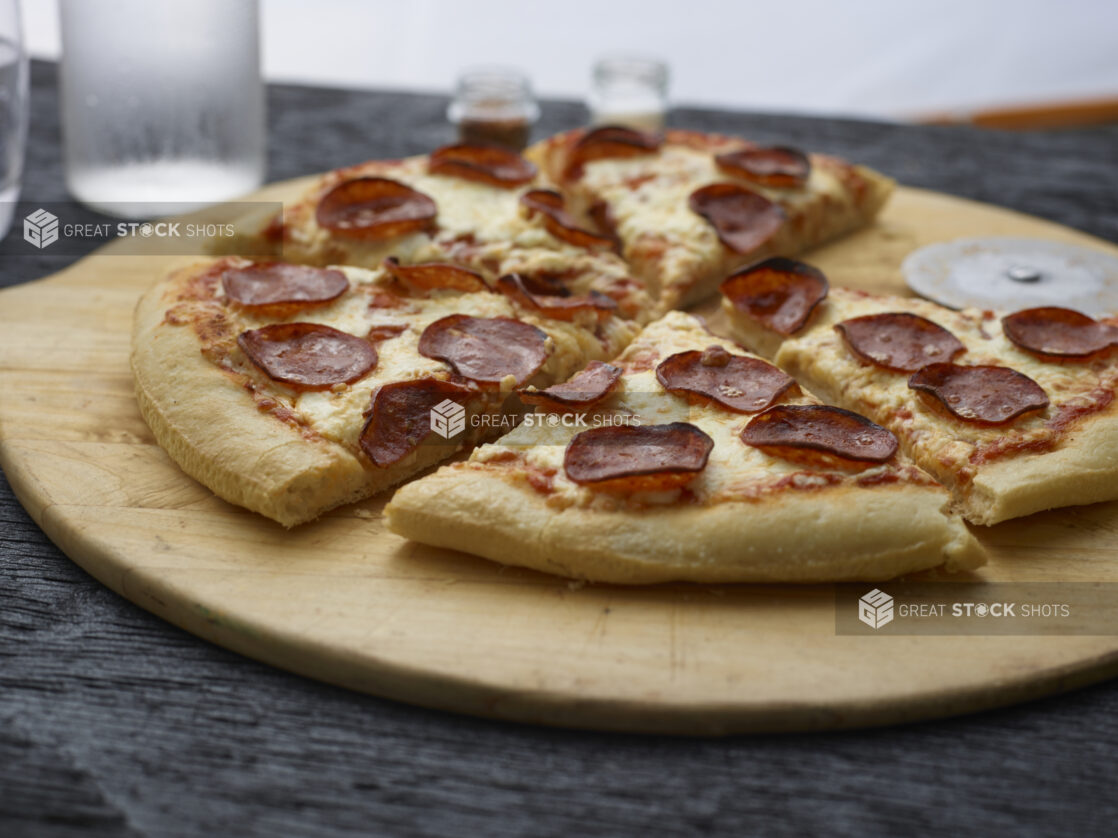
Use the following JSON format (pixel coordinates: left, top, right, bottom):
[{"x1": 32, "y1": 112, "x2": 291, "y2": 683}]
[{"x1": 2, "y1": 61, "x2": 1118, "y2": 838}]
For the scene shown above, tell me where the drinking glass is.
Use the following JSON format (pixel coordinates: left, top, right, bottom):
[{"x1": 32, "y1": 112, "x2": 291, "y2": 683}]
[
  {"x1": 0, "y1": 0, "x2": 28, "y2": 240},
  {"x1": 59, "y1": 0, "x2": 265, "y2": 218}
]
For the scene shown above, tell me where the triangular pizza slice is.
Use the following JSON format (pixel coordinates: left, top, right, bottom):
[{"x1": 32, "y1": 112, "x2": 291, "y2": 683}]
[
  {"x1": 527, "y1": 127, "x2": 894, "y2": 314},
  {"x1": 721, "y1": 257, "x2": 1118, "y2": 524}
]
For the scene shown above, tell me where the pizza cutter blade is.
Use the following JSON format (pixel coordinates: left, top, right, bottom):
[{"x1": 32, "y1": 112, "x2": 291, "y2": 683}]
[{"x1": 902, "y1": 237, "x2": 1118, "y2": 316}]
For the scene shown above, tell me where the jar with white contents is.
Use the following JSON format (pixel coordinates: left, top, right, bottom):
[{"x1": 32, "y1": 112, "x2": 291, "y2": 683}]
[{"x1": 588, "y1": 56, "x2": 669, "y2": 132}]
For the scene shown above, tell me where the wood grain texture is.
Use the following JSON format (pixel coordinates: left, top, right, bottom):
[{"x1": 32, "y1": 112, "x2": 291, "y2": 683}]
[
  {"x1": 4, "y1": 178, "x2": 1118, "y2": 740},
  {"x1": 3, "y1": 60, "x2": 1118, "y2": 837}
]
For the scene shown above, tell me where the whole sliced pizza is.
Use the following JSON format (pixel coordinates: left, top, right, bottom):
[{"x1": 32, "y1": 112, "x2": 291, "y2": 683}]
[{"x1": 131, "y1": 128, "x2": 1118, "y2": 583}]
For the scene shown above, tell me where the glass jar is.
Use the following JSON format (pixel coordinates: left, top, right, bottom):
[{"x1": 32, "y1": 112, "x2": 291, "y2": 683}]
[
  {"x1": 448, "y1": 67, "x2": 539, "y2": 151},
  {"x1": 588, "y1": 55, "x2": 669, "y2": 132}
]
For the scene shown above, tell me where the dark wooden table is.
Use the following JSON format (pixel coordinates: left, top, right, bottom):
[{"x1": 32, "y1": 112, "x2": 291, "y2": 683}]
[{"x1": 3, "y1": 61, "x2": 1117, "y2": 837}]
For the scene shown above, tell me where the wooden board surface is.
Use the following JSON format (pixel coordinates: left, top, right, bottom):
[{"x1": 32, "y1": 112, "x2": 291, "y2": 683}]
[{"x1": 2, "y1": 183, "x2": 1118, "y2": 735}]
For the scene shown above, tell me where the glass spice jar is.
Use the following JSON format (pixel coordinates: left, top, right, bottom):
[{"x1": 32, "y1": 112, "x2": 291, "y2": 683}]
[
  {"x1": 448, "y1": 67, "x2": 540, "y2": 151},
  {"x1": 588, "y1": 55, "x2": 669, "y2": 132}
]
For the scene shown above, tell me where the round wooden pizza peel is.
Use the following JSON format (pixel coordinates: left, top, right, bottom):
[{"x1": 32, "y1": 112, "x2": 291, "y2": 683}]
[{"x1": 2, "y1": 181, "x2": 1118, "y2": 735}]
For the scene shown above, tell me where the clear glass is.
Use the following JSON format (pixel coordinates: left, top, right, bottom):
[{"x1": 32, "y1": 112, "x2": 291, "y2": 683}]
[
  {"x1": 59, "y1": 0, "x2": 265, "y2": 219},
  {"x1": 588, "y1": 55, "x2": 669, "y2": 132},
  {"x1": 447, "y1": 66, "x2": 539, "y2": 151},
  {"x1": 0, "y1": 0, "x2": 28, "y2": 239}
]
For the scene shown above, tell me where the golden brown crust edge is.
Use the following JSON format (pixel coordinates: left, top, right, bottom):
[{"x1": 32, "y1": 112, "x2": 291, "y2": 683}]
[
  {"x1": 130, "y1": 261, "x2": 477, "y2": 527},
  {"x1": 966, "y1": 407, "x2": 1118, "y2": 525},
  {"x1": 385, "y1": 467, "x2": 985, "y2": 584}
]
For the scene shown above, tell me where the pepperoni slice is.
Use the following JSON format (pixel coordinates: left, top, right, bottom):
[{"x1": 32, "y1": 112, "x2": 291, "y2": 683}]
[
  {"x1": 1001, "y1": 307, "x2": 1118, "y2": 359},
  {"x1": 520, "y1": 189, "x2": 617, "y2": 251},
  {"x1": 520, "y1": 361, "x2": 622, "y2": 412},
  {"x1": 742, "y1": 405, "x2": 898, "y2": 465},
  {"x1": 222, "y1": 263, "x2": 349, "y2": 312},
  {"x1": 715, "y1": 146, "x2": 811, "y2": 189},
  {"x1": 418, "y1": 314, "x2": 550, "y2": 386},
  {"x1": 382, "y1": 256, "x2": 487, "y2": 293},
  {"x1": 588, "y1": 200, "x2": 617, "y2": 238},
  {"x1": 237, "y1": 323, "x2": 378, "y2": 391},
  {"x1": 428, "y1": 143, "x2": 537, "y2": 188},
  {"x1": 366, "y1": 323, "x2": 407, "y2": 343},
  {"x1": 655, "y1": 346, "x2": 796, "y2": 413},
  {"x1": 835, "y1": 312, "x2": 966, "y2": 372},
  {"x1": 315, "y1": 177, "x2": 436, "y2": 239},
  {"x1": 562, "y1": 125, "x2": 661, "y2": 178},
  {"x1": 368, "y1": 289, "x2": 408, "y2": 309},
  {"x1": 496, "y1": 273, "x2": 618, "y2": 321},
  {"x1": 908, "y1": 363, "x2": 1049, "y2": 425},
  {"x1": 721, "y1": 257, "x2": 829, "y2": 335},
  {"x1": 564, "y1": 422, "x2": 714, "y2": 491},
  {"x1": 689, "y1": 183, "x2": 785, "y2": 254},
  {"x1": 359, "y1": 378, "x2": 475, "y2": 467}
]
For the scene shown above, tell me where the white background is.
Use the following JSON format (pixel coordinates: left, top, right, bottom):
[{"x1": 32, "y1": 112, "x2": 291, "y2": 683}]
[{"x1": 22, "y1": 0, "x2": 1118, "y2": 120}]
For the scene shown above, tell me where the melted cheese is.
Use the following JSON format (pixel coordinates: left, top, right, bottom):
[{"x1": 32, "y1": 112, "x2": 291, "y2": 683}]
[{"x1": 410, "y1": 173, "x2": 552, "y2": 247}]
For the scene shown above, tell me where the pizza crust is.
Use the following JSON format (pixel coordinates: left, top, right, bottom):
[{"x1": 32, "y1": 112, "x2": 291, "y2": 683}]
[
  {"x1": 964, "y1": 406, "x2": 1118, "y2": 525},
  {"x1": 385, "y1": 465, "x2": 984, "y2": 584}
]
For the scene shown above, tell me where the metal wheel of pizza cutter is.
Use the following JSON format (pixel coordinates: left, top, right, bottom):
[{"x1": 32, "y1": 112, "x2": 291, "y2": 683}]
[{"x1": 902, "y1": 237, "x2": 1118, "y2": 316}]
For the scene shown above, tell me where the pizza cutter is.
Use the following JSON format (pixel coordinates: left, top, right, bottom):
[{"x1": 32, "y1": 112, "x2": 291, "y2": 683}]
[{"x1": 902, "y1": 237, "x2": 1118, "y2": 316}]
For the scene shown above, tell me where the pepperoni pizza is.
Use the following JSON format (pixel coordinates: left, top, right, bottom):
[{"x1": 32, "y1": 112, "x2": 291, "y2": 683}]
[
  {"x1": 721, "y1": 257, "x2": 1118, "y2": 524},
  {"x1": 384, "y1": 312, "x2": 984, "y2": 582},
  {"x1": 132, "y1": 257, "x2": 639, "y2": 526},
  {"x1": 526, "y1": 127, "x2": 894, "y2": 314}
]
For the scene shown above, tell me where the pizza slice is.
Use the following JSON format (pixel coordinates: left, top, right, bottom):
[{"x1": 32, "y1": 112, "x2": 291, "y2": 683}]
[
  {"x1": 527, "y1": 127, "x2": 894, "y2": 314},
  {"x1": 721, "y1": 257, "x2": 1118, "y2": 525},
  {"x1": 384, "y1": 311, "x2": 984, "y2": 583},
  {"x1": 215, "y1": 143, "x2": 653, "y2": 319},
  {"x1": 132, "y1": 256, "x2": 640, "y2": 526}
]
